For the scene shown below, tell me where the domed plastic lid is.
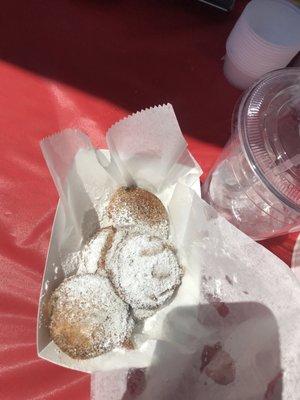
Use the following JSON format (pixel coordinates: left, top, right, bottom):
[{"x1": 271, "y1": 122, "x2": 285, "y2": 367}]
[{"x1": 239, "y1": 68, "x2": 300, "y2": 211}]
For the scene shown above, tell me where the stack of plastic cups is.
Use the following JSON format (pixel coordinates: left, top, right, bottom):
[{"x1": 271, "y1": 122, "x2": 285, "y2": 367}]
[{"x1": 224, "y1": 0, "x2": 300, "y2": 90}]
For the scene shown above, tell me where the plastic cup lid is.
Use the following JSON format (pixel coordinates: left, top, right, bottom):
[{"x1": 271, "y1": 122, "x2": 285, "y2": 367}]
[
  {"x1": 243, "y1": 0, "x2": 300, "y2": 49},
  {"x1": 238, "y1": 68, "x2": 300, "y2": 211},
  {"x1": 238, "y1": 15, "x2": 299, "y2": 54},
  {"x1": 227, "y1": 15, "x2": 298, "y2": 57},
  {"x1": 224, "y1": 54, "x2": 257, "y2": 90},
  {"x1": 226, "y1": 43, "x2": 291, "y2": 78},
  {"x1": 226, "y1": 14, "x2": 297, "y2": 76}
]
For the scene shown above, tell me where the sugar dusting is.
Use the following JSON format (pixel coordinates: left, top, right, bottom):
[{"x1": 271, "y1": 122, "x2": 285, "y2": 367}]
[
  {"x1": 51, "y1": 186, "x2": 183, "y2": 357},
  {"x1": 50, "y1": 274, "x2": 134, "y2": 359},
  {"x1": 95, "y1": 189, "x2": 113, "y2": 229},
  {"x1": 107, "y1": 234, "x2": 183, "y2": 310},
  {"x1": 61, "y1": 230, "x2": 111, "y2": 276},
  {"x1": 108, "y1": 187, "x2": 169, "y2": 239},
  {"x1": 132, "y1": 308, "x2": 157, "y2": 320}
]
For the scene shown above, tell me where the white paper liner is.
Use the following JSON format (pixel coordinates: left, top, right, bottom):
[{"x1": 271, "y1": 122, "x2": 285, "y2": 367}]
[
  {"x1": 292, "y1": 233, "x2": 300, "y2": 282},
  {"x1": 37, "y1": 104, "x2": 202, "y2": 372},
  {"x1": 38, "y1": 104, "x2": 300, "y2": 399},
  {"x1": 92, "y1": 191, "x2": 300, "y2": 399}
]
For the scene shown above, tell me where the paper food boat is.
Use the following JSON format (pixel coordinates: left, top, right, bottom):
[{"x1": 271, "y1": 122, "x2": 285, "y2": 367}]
[{"x1": 37, "y1": 105, "x2": 300, "y2": 400}]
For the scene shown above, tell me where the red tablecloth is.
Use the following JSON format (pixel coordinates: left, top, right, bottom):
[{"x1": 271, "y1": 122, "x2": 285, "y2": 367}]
[{"x1": 0, "y1": 1, "x2": 297, "y2": 399}]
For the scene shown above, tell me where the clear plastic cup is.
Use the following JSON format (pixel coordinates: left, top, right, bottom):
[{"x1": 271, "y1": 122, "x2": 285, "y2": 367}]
[{"x1": 203, "y1": 68, "x2": 300, "y2": 241}]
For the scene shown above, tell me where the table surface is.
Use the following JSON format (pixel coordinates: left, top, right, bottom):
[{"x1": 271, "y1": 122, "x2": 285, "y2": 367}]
[{"x1": 0, "y1": 1, "x2": 297, "y2": 399}]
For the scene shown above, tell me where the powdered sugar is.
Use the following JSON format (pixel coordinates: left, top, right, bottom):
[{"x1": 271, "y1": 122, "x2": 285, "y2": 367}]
[
  {"x1": 106, "y1": 234, "x2": 182, "y2": 310},
  {"x1": 113, "y1": 207, "x2": 169, "y2": 239},
  {"x1": 50, "y1": 274, "x2": 134, "y2": 359},
  {"x1": 108, "y1": 187, "x2": 169, "y2": 239},
  {"x1": 51, "y1": 187, "x2": 183, "y2": 358},
  {"x1": 61, "y1": 230, "x2": 111, "y2": 276},
  {"x1": 94, "y1": 189, "x2": 113, "y2": 229},
  {"x1": 132, "y1": 308, "x2": 157, "y2": 320}
]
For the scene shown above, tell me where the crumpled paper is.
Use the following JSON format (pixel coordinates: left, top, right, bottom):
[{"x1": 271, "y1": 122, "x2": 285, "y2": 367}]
[{"x1": 38, "y1": 104, "x2": 300, "y2": 400}]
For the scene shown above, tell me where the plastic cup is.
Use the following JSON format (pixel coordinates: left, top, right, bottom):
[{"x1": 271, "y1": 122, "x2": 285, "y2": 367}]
[
  {"x1": 203, "y1": 68, "x2": 300, "y2": 241},
  {"x1": 227, "y1": 17, "x2": 297, "y2": 63},
  {"x1": 243, "y1": 0, "x2": 300, "y2": 50},
  {"x1": 224, "y1": 0, "x2": 300, "y2": 89},
  {"x1": 233, "y1": 15, "x2": 297, "y2": 56},
  {"x1": 223, "y1": 53, "x2": 257, "y2": 90}
]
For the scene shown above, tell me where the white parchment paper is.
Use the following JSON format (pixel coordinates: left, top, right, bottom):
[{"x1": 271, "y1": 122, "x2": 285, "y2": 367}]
[
  {"x1": 38, "y1": 104, "x2": 300, "y2": 400},
  {"x1": 292, "y1": 234, "x2": 300, "y2": 283}
]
